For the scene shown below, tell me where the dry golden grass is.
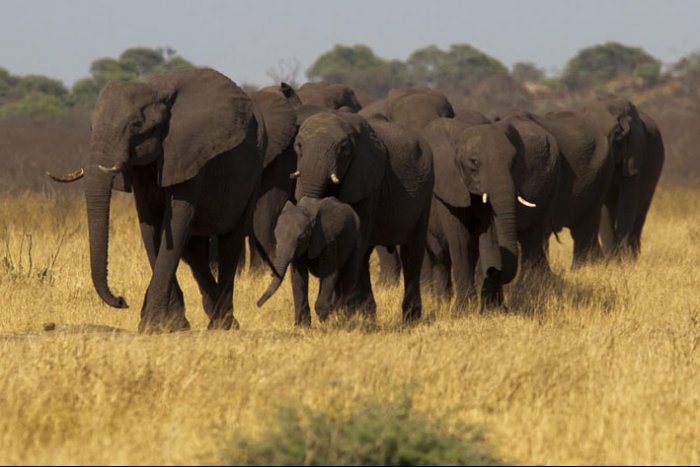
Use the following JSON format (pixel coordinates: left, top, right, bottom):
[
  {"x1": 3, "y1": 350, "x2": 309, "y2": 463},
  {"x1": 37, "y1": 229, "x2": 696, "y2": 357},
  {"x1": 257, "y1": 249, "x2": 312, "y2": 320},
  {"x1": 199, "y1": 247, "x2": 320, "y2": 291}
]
[{"x1": 0, "y1": 188, "x2": 698, "y2": 465}]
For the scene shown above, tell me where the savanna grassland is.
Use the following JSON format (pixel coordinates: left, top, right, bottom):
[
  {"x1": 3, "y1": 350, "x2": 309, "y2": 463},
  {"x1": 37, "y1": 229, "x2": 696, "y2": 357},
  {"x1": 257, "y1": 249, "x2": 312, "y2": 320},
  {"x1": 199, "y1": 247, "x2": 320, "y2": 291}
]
[{"x1": 0, "y1": 186, "x2": 698, "y2": 465}]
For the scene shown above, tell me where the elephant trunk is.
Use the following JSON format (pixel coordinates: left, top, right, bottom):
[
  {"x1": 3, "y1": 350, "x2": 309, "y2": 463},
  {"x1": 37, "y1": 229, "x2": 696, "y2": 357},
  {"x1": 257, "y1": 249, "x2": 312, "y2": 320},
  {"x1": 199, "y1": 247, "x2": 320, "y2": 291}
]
[
  {"x1": 84, "y1": 155, "x2": 128, "y2": 309},
  {"x1": 256, "y1": 240, "x2": 295, "y2": 307},
  {"x1": 480, "y1": 173, "x2": 518, "y2": 285}
]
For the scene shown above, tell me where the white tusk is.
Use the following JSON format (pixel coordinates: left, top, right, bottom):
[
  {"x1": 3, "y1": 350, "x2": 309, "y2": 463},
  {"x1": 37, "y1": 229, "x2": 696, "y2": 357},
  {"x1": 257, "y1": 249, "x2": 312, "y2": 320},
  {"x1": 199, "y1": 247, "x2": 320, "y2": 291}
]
[
  {"x1": 517, "y1": 195, "x2": 537, "y2": 208},
  {"x1": 482, "y1": 193, "x2": 488, "y2": 204},
  {"x1": 289, "y1": 171, "x2": 301, "y2": 179},
  {"x1": 47, "y1": 168, "x2": 85, "y2": 183},
  {"x1": 98, "y1": 162, "x2": 125, "y2": 174},
  {"x1": 330, "y1": 173, "x2": 340, "y2": 185}
]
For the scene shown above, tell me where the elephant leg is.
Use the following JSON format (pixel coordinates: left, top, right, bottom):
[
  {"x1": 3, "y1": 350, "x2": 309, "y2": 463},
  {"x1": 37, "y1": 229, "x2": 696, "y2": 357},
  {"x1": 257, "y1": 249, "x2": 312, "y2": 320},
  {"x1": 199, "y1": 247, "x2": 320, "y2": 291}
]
[
  {"x1": 341, "y1": 248, "x2": 376, "y2": 319},
  {"x1": 519, "y1": 223, "x2": 552, "y2": 275},
  {"x1": 182, "y1": 235, "x2": 218, "y2": 319},
  {"x1": 139, "y1": 194, "x2": 196, "y2": 333},
  {"x1": 291, "y1": 262, "x2": 311, "y2": 327},
  {"x1": 376, "y1": 246, "x2": 401, "y2": 287},
  {"x1": 399, "y1": 242, "x2": 424, "y2": 323},
  {"x1": 315, "y1": 270, "x2": 339, "y2": 323},
  {"x1": 208, "y1": 227, "x2": 245, "y2": 330},
  {"x1": 570, "y1": 205, "x2": 604, "y2": 268},
  {"x1": 247, "y1": 235, "x2": 266, "y2": 273},
  {"x1": 599, "y1": 198, "x2": 617, "y2": 257},
  {"x1": 437, "y1": 202, "x2": 477, "y2": 313}
]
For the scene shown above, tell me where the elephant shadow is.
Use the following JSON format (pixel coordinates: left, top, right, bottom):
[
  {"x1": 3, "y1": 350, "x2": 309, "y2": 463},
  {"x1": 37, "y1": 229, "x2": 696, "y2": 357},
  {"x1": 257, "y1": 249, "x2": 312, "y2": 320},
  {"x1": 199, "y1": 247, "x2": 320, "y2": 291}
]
[{"x1": 506, "y1": 268, "x2": 619, "y2": 317}]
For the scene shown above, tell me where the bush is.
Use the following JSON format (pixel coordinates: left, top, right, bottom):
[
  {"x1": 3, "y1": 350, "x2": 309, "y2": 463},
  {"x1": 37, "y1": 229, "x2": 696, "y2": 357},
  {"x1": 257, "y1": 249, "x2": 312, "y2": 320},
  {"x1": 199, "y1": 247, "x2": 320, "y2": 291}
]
[
  {"x1": 0, "y1": 93, "x2": 68, "y2": 120},
  {"x1": 228, "y1": 399, "x2": 502, "y2": 466}
]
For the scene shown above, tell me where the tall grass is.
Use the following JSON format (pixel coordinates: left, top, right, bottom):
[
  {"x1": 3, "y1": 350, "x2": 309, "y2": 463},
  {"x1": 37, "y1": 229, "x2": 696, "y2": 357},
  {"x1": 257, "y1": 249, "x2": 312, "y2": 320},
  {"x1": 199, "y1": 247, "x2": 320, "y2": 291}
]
[{"x1": 0, "y1": 188, "x2": 697, "y2": 465}]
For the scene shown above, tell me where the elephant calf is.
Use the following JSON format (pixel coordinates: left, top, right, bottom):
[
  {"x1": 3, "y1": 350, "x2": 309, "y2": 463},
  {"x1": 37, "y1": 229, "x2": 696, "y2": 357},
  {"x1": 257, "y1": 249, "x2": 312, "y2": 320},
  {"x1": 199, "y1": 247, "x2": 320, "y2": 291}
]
[{"x1": 257, "y1": 197, "x2": 362, "y2": 327}]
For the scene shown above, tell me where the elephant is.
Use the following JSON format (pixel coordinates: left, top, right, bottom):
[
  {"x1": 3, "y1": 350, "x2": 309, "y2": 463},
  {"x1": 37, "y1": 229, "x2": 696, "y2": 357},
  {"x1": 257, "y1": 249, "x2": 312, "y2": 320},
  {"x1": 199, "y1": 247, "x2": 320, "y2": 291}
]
[
  {"x1": 245, "y1": 85, "x2": 299, "y2": 271},
  {"x1": 48, "y1": 68, "x2": 265, "y2": 332},
  {"x1": 420, "y1": 117, "x2": 559, "y2": 310},
  {"x1": 366, "y1": 87, "x2": 455, "y2": 287},
  {"x1": 293, "y1": 110, "x2": 434, "y2": 322},
  {"x1": 597, "y1": 103, "x2": 664, "y2": 259},
  {"x1": 256, "y1": 197, "x2": 362, "y2": 326},
  {"x1": 296, "y1": 82, "x2": 363, "y2": 112},
  {"x1": 529, "y1": 96, "x2": 638, "y2": 266},
  {"x1": 357, "y1": 87, "x2": 454, "y2": 130}
]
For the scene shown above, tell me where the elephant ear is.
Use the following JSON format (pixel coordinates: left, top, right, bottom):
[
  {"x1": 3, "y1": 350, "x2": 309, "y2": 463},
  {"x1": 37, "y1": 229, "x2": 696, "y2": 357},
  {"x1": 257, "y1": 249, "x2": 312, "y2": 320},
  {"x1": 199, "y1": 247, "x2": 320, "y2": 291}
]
[
  {"x1": 621, "y1": 111, "x2": 643, "y2": 177},
  {"x1": 338, "y1": 114, "x2": 388, "y2": 204},
  {"x1": 150, "y1": 68, "x2": 254, "y2": 187},
  {"x1": 251, "y1": 88, "x2": 298, "y2": 169},
  {"x1": 307, "y1": 199, "x2": 347, "y2": 260},
  {"x1": 422, "y1": 118, "x2": 471, "y2": 207}
]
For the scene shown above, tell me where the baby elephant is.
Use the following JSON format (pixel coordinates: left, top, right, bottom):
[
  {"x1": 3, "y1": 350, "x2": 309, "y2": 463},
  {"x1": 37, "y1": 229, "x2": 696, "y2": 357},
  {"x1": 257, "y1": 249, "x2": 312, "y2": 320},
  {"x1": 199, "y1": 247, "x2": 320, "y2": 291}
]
[{"x1": 257, "y1": 197, "x2": 362, "y2": 326}]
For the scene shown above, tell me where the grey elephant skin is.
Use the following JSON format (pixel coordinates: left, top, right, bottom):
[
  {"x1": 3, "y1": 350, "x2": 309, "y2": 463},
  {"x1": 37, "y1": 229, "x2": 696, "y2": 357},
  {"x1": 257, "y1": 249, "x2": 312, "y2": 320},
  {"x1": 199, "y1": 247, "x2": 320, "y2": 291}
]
[
  {"x1": 530, "y1": 97, "x2": 638, "y2": 266},
  {"x1": 421, "y1": 117, "x2": 559, "y2": 310},
  {"x1": 50, "y1": 68, "x2": 265, "y2": 333},
  {"x1": 294, "y1": 110, "x2": 434, "y2": 322},
  {"x1": 362, "y1": 88, "x2": 455, "y2": 286},
  {"x1": 598, "y1": 104, "x2": 664, "y2": 259},
  {"x1": 257, "y1": 197, "x2": 362, "y2": 326}
]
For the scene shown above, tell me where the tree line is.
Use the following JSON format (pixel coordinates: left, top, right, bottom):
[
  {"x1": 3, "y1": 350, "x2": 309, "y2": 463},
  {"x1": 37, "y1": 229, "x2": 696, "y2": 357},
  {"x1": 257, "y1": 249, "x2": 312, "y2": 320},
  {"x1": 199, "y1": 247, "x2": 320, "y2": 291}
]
[{"x1": 1, "y1": 42, "x2": 699, "y2": 120}]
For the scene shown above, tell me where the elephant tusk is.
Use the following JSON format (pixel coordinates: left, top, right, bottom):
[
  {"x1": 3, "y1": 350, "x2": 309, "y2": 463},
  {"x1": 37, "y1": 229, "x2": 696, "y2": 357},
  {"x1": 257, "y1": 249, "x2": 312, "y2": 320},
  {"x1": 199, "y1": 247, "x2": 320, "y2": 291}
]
[
  {"x1": 98, "y1": 162, "x2": 125, "y2": 175},
  {"x1": 330, "y1": 173, "x2": 340, "y2": 185},
  {"x1": 482, "y1": 192, "x2": 488, "y2": 204},
  {"x1": 289, "y1": 171, "x2": 301, "y2": 179},
  {"x1": 517, "y1": 195, "x2": 537, "y2": 208},
  {"x1": 46, "y1": 168, "x2": 85, "y2": 183}
]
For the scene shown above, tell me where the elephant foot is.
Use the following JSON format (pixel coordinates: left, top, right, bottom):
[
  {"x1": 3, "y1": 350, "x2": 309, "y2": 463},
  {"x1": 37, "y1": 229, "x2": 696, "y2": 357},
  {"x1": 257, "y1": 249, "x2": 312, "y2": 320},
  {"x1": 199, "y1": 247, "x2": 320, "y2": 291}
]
[
  {"x1": 208, "y1": 314, "x2": 240, "y2": 331},
  {"x1": 480, "y1": 276, "x2": 505, "y2": 313}
]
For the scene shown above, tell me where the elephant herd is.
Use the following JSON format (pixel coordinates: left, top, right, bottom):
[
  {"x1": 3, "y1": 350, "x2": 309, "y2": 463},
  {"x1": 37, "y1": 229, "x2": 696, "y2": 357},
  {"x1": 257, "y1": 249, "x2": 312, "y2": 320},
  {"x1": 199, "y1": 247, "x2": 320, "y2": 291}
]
[{"x1": 48, "y1": 67, "x2": 664, "y2": 332}]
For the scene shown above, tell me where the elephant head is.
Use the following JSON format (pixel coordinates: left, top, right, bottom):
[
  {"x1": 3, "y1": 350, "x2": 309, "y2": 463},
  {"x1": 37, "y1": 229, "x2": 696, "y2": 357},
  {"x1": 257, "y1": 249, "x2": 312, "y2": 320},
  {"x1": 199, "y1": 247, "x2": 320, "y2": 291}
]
[
  {"x1": 385, "y1": 88, "x2": 455, "y2": 132},
  {"x1": 293, "y1": 111, "x2": 386, "y2": 204},
  {"x1": 48, "y1": 68, "x2": 255, "y2": 309},
  {"x1": 424, "y1": 118, "x2": 520, "y2": 288},
  {"x1": 296, "y1": 82, "x2": 362, "y2": 112},
  {"x1": 256, "y1": 198, "x2": 356, "y2": 307}
]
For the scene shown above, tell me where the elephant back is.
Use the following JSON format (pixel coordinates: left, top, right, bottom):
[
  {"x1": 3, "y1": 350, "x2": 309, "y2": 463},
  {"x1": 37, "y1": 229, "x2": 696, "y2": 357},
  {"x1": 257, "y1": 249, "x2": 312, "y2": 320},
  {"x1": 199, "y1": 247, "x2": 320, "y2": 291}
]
[
  {"x1": 297, "y1": 82, "x2": 362, "y2": 112},
  {"x1": 151, "y1": 68, "x2": 256, "y2": 187},
  {"x1": 386, "y1": 88, "x2": 455, "y2": 132}
]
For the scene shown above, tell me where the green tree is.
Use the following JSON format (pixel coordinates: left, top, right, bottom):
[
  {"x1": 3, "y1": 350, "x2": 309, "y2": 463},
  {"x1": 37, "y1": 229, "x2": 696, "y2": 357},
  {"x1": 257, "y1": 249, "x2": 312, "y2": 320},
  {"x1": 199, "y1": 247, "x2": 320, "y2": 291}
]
[
  {"x1": 563, "y1": 42, "x2": 660, "y2": 90},
  {"x1": 406, "y1": 44, "x2": 508, "y2": 92},
  {"x1": 16, "y1": 75, "x2": 69, "y2": 100},
  {"x1": 0, "y1": 67, "x2": 19, "y2": 101},
  {"x1": 0, "y1": 92, "x2": 67, "y2": 120},
  {"x1": 119, "y1": 47, "x2": 166, "y2": 77},
  {"x1": 306, "y1": 44, "x2": 409, "y2": 96}
]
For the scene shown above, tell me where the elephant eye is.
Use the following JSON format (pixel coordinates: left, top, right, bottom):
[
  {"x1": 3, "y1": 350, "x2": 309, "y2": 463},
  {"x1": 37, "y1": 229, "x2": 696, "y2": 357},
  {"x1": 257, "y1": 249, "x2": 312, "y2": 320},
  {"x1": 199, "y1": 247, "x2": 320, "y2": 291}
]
[
  {"x1": 469, "y1": 157, "x2": 480, "y2": 170},
  {"x1": 129, "y1": 119, "x2": 143, "y2": 133}
]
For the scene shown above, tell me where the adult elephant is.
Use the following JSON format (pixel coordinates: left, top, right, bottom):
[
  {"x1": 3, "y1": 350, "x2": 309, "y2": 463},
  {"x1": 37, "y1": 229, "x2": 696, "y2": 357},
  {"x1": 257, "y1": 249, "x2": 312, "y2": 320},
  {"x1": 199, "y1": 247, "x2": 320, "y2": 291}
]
[
  {"x1": 48, "y1": 68, "x2": 263, "y2": 332},
  {"x1": 597, "y1": 103, "x2": 664, "y2": 259},
  {"x1": 367, "y1": 87, "x2": 455, "y2": 286},
  {"x1": 531, "y1": 97, "x2": 637, "y2": 266},
  {"x1": 246, "y1": 85, "x2": 299, "y2": 271},
  {"x1": 422, "y1": 118, "x2": 559, "y2": 310},
  {"x1": 296, "y1": 82, "x2": 363, "y2": 111},
  {"x1": 293, "y1": 110, "x2": 434, "y2": 322}
]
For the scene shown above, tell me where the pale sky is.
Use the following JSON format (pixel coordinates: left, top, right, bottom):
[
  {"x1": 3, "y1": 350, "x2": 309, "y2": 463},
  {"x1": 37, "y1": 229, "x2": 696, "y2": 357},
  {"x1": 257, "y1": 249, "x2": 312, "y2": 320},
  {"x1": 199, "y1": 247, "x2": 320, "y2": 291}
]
[{"x1": 1, "y1": 0, "x2": 699, "y2": 87}]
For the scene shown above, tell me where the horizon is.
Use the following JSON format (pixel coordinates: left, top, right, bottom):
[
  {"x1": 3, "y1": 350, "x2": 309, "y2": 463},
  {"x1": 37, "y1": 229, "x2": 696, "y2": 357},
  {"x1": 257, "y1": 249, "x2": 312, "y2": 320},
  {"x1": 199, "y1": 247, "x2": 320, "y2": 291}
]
[{"x1": 1, "y1": 0, "x2": 699, "y2": 87}]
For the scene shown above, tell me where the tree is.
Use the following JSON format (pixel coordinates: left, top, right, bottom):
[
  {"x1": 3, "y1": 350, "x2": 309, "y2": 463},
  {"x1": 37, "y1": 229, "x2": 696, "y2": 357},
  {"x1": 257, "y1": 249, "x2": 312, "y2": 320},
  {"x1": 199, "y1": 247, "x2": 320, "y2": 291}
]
[
  {"x1": 406, "y1": 44, "x2": 508, "y2": 92},
  {"x1": 563, "y1": 42, "x2": 660, "y2": 90},
  {"x1": 119, "y1": 47, "x2": 165, "y2": 77},
  {"x1": 511, "y1": 62, "x2": 545, "y2": 83},
  {"x1": 306, "y1": 44, "x2": 409, "y2": 96},
  {"x1": 0, "y1": 67, "x2": 19, "y2": 101},
  {"x1": 16, "y1": 75, "x2": 69, "y2": 100}
]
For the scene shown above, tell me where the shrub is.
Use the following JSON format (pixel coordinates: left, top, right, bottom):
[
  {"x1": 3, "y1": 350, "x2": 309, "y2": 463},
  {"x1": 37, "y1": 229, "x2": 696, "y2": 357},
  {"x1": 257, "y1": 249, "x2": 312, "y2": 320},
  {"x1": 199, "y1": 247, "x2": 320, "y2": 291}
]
[{"x1": 228, "y1": 399, "x2": 502, "y2": 466}]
